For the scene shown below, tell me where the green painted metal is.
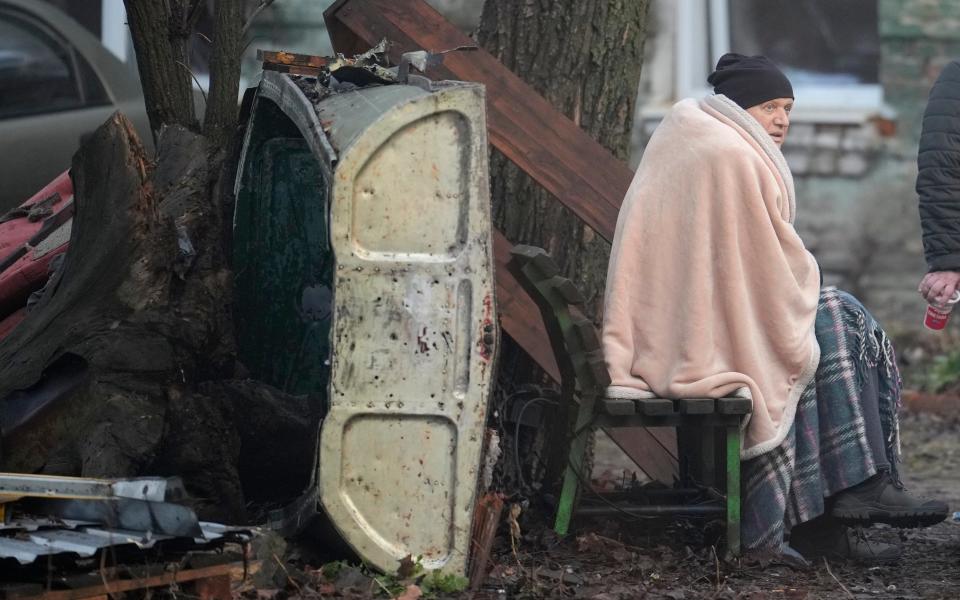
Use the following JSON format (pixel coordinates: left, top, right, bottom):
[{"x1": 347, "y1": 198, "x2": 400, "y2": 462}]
[
  {"x1": 554, "y1": 393, "x2": 595, "y2": 536},
  {"x1": 504, "y1": 249, "x2": 608, "y2": 537},
  {"x1": 726, "y1": 424, "x2": 742, "y2": 556},
  {"x1": 233, "y1": 99, "x2": 333, "y2": 398}
]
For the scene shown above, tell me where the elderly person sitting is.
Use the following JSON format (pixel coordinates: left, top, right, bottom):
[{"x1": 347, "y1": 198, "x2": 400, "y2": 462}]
[{"x1": 602, "y1": 53, "x2": 948, "y2": 561}]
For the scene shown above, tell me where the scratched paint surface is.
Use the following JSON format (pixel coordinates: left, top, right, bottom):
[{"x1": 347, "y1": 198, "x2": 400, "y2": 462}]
[
  {"x1": 238, "y1": 73, "x2": 497, "y2": 576},
  {"x1": 319, "y1": 83, "x2": 497, "y2": 575}
]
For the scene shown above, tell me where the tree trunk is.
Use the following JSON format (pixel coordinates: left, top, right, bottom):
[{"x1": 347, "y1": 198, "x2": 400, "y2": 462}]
[
  {"x1": 123, "y1": 0, "x2": 198, "y2": 139},
  {"x1": 477, "y1": 0, "x2": 649, "y2": 319},
  {"x1": 478, "y1": 0, "x2": 649, "y2": 492},
  {"x1": 204, "y1": 0, "x2": 244, "y2": 148}
]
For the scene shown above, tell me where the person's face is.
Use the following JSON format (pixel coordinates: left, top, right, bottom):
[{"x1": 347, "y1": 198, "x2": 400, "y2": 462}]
[{"x1": 745, "y1": 97, "x2": 793, "y2": 146}]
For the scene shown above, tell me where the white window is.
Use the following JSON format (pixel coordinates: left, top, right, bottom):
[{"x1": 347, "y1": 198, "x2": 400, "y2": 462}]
[{"x1": 676, "y1": 0, "x2": 882, "y2": 121}]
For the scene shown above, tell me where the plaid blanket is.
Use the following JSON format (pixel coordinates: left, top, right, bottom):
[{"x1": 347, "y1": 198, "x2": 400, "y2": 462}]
[{"x1": 741, "y1": 287, "x2": 901, "y2": 550}]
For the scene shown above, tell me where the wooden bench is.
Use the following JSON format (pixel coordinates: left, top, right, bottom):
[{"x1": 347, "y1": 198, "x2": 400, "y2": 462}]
[{"x1": 507, "y1": 245, "x2": 751, "y2": 555}]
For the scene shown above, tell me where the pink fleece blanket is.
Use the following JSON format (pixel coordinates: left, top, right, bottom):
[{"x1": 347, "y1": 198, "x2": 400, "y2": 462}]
[{"x1": 601, "y1": 95, "x2": 821, "y2": 459}]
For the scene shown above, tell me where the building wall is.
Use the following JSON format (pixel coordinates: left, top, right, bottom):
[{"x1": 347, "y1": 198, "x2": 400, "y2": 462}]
[{"x1": 807, "y1": 0, "x2": 960, "y2": 327}]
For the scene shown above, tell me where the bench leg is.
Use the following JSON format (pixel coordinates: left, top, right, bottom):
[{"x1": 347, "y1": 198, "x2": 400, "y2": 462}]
[
  {"x1": 554, "y1": 394, "x2": 596, "y2": 536},
  {"x1": 725, "y1": 424, "x2": 742, "y2": 556}
]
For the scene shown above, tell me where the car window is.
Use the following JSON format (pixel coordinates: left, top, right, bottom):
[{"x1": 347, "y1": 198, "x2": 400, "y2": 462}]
[{"x1": 0, "y1": 12, "x2": 107, "y2": 119}]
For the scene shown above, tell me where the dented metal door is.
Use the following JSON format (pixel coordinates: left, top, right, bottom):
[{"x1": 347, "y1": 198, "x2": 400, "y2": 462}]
[
  {"x1": 239, "y1": 72, "x2": 497, "y2": 575},
  {"x1": 319, "y1": 83, "x2": 497, "y2": 575}
]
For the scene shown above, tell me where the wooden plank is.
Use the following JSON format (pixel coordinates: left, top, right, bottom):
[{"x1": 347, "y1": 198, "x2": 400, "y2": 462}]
[
  {"x1": 11, "y1": 562, "x2": 254, "y2": 600},
  {"x1": 602, "y1": 398, "x2": 637, "y2": 416},
  {"x1": 605, "y1": 428, "x2": 678, "y2": 484},
  {"x1": 677, "y1": 398, "x2": 716, "y2": 415},
  {"x1": 325, "y1": 0, "x2": 679, "y2": 475},
  {"x1": 635, "y1": 398, "x2": 675, "y2": 416},
  {"x1": 717, "y1": 397, "x2": 752, "y2": 415}
]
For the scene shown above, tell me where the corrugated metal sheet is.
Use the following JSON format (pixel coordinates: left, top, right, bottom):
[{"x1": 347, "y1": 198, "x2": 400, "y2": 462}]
[{"x1": 0, "y1": 518, "x2": 248, "y2": 565}]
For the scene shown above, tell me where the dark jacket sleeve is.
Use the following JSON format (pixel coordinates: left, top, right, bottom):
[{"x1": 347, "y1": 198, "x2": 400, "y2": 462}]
[{"x1": 917, "y1": 60, "x2": 960, "y2": 272}]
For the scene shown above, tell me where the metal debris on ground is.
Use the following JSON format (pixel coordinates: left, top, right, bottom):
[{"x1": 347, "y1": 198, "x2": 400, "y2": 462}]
[
  {"x1": 237, "y1": 37, "x2": 498, "y2": 575},
  {"x1": 0, "y1": 473, "x2": 186, "y2": 503},
  {"x1": 0, "y1": 473, "x2": 257, "y2": 599},
  {"x1": 258, "y1": 39, "x2": 395, "y2": 92},
  {"x1": 396, "y1": 45, "x2": 477, "y2": 82},
  {"x1": 0, "y1": 517, "x2": 246, "y2": 565}
]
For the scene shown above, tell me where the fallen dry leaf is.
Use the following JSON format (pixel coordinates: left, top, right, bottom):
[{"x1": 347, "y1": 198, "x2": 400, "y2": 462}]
[{"x1": 394, "y1": 583, "x2": 422, "y2": 600}]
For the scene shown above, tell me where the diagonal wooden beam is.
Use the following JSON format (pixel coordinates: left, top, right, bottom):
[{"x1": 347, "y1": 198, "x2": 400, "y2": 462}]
[{"x1": 325, "y1": 0, "x2": 678, "y2": 476}]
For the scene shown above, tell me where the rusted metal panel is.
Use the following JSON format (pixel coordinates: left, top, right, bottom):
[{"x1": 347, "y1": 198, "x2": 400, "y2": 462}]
[
  {"x1": 259, "y1": 50, "x2": 331, "y2": 69},
  {"x1": 319, "y1": 80, "x2": 497, "y2": 576},
  {"x1": 236, "y1": 72, "x2": 497, "y2": 575}
]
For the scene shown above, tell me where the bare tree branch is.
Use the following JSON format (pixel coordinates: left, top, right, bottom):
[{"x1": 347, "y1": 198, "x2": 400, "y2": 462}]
[
  {"x1": 176, "y1": 60, "x2": 208, "y2": 108},
  {"x1": 186, "y1": 0, "x2": 206, "y2": 30},
  {"x1": 242, "y1": 0, "x2": 277, "y2": 38},
  {"x1": 123, "y1": 0, "x2": 198, "y2": 139}
]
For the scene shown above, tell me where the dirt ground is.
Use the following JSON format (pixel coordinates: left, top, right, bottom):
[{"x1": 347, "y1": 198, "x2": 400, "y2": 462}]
[
  {"x1": 473, "y1": 410, "x2": 960, "y2": 600},
  {"x1": 268, "y1": 408, "x2": 959, "y2": 600}
]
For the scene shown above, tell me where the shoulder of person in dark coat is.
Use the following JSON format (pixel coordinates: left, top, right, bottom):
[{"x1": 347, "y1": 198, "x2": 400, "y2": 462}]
[
  {"x1": 916, "y1": 60, "x2": 960, "y2": 273},
  {"x1": 930, "y1": 61, "x2": 960, "y2": 97}
]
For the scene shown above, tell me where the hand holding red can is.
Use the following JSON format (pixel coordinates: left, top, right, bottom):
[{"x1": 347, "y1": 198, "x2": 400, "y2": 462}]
[{"x1": 924, "y1": 290, "x2": 960, "y2": 331}]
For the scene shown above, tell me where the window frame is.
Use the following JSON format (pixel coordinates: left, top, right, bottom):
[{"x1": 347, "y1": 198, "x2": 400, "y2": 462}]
[
  {"x1": 0, "y1": 8, "x2": 110, "y2": 121},
  {"x1": 675, "y1": 0, "x2": 883, "y2": 120}
]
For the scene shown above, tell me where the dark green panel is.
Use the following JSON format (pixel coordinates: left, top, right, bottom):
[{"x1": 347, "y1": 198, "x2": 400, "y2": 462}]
[{"x1": 234, "y1": 99, "x2": 332, "y2": 399}]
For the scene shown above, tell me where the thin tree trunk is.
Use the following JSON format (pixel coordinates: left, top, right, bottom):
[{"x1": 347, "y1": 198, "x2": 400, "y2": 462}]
[
  {"x1": 477, "y1": 0, "x2": 649, "y2": 319},
  {"x1": 123, "y1": 0, "x2": 198, "y2": 140},
  {"x1": 204, "y1": 0, "x2": 244, "y2": 148}
]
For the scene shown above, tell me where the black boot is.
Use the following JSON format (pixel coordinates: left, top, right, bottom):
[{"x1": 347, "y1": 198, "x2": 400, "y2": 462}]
[
  {"x1": 830, "y1": 471, "x2": 949, "y2": 528},
  {"x1": 789, "y1": 516, "x2": 900, "y2": 564}
]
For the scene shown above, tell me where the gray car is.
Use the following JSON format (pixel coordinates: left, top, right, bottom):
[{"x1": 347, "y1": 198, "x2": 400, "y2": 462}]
[{"x1": 0, "y1": 0, "x2": 151, "y2": 212}]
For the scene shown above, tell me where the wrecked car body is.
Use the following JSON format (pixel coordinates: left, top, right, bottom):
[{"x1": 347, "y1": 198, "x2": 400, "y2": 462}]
[{"x1": 232, "y1": 55, "x2": 498, "y2": 574}]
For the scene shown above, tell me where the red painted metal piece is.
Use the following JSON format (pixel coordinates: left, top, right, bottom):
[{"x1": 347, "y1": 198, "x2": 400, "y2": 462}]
[{"x1": 0, "y1": 170, "x2": 73, "y2": 339}]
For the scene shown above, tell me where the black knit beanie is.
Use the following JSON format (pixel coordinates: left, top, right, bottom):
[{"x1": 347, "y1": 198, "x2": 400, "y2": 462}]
[{"x1": 707, "y1": 53, "x2": 794, "y2": 110}]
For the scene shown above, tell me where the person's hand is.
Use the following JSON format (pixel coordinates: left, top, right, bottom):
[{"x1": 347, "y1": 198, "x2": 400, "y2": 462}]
[{"x1": 918, "y1": 271, "x2": 960, "y2": 304}]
